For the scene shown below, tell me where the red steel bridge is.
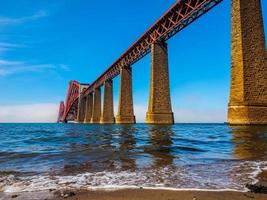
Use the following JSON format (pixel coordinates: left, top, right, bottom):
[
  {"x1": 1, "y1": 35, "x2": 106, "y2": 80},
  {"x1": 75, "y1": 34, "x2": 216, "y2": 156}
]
[
  {"x1": 58, "y1": 0, "x2": 223, "y2": 123},
  {"x1": 58, "y1": 0, "x2": 267, "y2": 125}
]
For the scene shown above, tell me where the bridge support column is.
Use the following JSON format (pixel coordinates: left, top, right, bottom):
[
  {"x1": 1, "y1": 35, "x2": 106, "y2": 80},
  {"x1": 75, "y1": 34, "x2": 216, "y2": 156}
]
[
  {"x1": 116, "y1": 66, "x2": 136, "y2": 124},
  {"x1": 146, "y1": 41, "x2": 174, "y2": 124},
  {"x1": 77, "y1": 96, "x2": 86, "y2": 123},
  {"x1": 228, "y1": 0, "x2": 267, "y2": 125},
  {"x1": 84, "y1": 93, "x2": 93, "y2": 123},
  {"x1": 100, "y1": 80, "x2": 115, "y2": 124},
  {"x1": 90, "y1": 88, "x2": 102, "y2": 123}
]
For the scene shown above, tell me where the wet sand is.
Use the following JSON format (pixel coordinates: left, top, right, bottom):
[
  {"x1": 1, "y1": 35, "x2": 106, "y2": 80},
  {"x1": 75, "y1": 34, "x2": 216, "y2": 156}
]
[
  {"x1": 2, "y1": 189, "x2": 266, "y2": 200},
  {"x1": 55, "y1": 189, "x2": 267, "y2": 200}
]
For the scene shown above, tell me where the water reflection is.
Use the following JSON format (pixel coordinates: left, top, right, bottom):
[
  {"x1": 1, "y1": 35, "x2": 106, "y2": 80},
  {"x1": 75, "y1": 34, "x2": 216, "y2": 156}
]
[
  {"x1": 57, "y1": 125, "x2": 114, "y2": 173},
  {"x1": 230, "y1": 126, "x2": 267, "y2": 160},
  {"x1": 99, "y1": 125, "x2": 116, "y2": 170},
  {"x1": 117, "y1": 125, "x2": 137, "y2": 170},
  {"x1": 145, "y1": 125, "x2": 174, "y2": 167}
]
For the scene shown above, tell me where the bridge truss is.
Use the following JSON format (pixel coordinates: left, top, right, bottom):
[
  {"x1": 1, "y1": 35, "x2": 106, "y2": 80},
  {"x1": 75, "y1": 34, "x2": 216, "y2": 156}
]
[
  {"x1": 61, "y1": 81, "x2": 80, "y2": 122},
  {"x1": 83, "y1": 0, "x2": 222, "y2": 96},
  {"x1": 59, "y1": 0, "x2": 223, "y2": 122}
]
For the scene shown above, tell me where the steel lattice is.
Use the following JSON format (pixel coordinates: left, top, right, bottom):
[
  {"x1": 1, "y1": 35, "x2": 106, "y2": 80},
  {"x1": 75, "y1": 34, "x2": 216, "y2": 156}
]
[
  {"x1": 83, "y1": 0, "x2": 222, "y2": 96},
  {"x1": 60, "y1": 0, "x2": 223, "y2": 122}
]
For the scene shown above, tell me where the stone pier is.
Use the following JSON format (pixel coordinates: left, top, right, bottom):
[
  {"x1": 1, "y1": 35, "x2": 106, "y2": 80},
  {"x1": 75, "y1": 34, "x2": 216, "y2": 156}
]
[
  {"x1": 116, "y1": 66, "x2": 136, "y2": 124},
  {"x1": 90, "y1": 88, "x2": 102, "y2": 123},
  {"x1": 84, "y1": 93, "x2": 93, "y2": 123},
  {"x1": 77, "y1": 95, "x2": 86, "y2": 123},
  {"x1": 100, "y1": 80, "x2": 115, "y2": 124},
  {"x1": 146, "y1": 41, "x2": 174, "y2": 124},
  {"x1": 228, "y1": 0, "x2": 267, "y2": 125}
]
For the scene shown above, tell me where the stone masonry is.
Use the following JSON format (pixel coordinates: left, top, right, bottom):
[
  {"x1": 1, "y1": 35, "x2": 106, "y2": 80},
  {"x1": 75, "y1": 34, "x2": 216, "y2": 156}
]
[
  {"x1": 84, "y1": 93, "x2": 93, "y2": 123},
  {"x1": 76, "y1": 84, "x2": 89, "y2": 123},
  {"x1": 146, "y1": 41, "x2": 174, "y2": 124},
  {"x1": 116, "y1": 66, "x2": 136, "y2": 124},
  {"x1": 228, "y1": 0, "x2": 267, "y2": 125},
  {"x1": 90, "y1": 88, "x2": 102, "y2": 123},
  {"x1": 100, "y1": 80, "x2": 115, "y2": 124},
  {"x1": 77, "y1": 95, "x2": 86, "y2": 123}
]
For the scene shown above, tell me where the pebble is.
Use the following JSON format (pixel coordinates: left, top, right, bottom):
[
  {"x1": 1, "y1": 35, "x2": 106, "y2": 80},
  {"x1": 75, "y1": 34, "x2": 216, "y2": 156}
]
[{"x1": 61, "y1": 191, "x2": 76, "y2": 198}]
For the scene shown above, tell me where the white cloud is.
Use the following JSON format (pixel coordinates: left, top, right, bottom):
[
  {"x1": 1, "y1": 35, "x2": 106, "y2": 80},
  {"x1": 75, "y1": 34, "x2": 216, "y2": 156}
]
[
  {"x1": 0, "y1": 42, "x2": 25, "y2": 55},
  {"x1": 0, "y1": 103, "x2": 58, "y2": 123},
  {"x1": 173, "y1": 107, "x2": 226, "y2": 123},
  {"x1": 0, "y1": 10, "x2": 48, "y2": 26},
  {"x1": 133, "y1": 104, "x2": 147, "y2": 122},
  {"x1": 114, "y1": 103, "x2": 226, "y2": 123},
  {"x1": 0, "y1": 42, "x2": 25, "y2": 48},
  {"x1": 0, "y1": 59, "x2": 23, "y2": 65},
  {"x1": 0, "y1": 59, "x2": 70, "y2": 76},
  {"x1": 0, "y1": 102, "x2": 226, "y2": 123},
  {"x1": 134, "y1": 106, "x2": 226, "y2": 123},
  {"x1": 59, "y1": 64, "x2": 71, "y2": 72}
]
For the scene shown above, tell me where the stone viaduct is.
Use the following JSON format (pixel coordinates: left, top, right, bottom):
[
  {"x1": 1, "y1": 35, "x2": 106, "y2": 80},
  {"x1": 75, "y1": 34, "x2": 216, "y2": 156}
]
[{"x1": 58, "y1": 0, "x2": 267, "y2": 125}]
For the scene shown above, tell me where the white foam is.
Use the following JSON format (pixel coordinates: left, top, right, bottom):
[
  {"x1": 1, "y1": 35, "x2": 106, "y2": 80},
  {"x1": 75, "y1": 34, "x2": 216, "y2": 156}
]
[
  {"x1": 246, "y1": 161, "x2": 267, "y2": 185},
  {"x1": 83, "y1": 185, "x2": 243, "y2": 192},
  {"x1": 1, "y1": 161, "x2": 267, "y2": 193}
]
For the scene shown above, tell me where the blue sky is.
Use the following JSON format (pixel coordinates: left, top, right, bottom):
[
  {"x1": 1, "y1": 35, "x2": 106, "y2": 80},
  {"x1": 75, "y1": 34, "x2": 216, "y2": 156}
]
[{"x1": 0, "y1": 0, "x2": 266, "y2": 122}]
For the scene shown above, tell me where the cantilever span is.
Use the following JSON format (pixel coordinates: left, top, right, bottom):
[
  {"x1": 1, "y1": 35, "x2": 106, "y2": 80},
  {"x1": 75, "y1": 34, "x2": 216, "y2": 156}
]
[
  {"x1": 58, "y1": 81, "x2": 89, "y2": 122},
  {"x1": 59, "y1": 81, "x2": 80, "y2": 122},
  {"x1": 58, "y1": 0, "x2": 267, "y2": 125}
]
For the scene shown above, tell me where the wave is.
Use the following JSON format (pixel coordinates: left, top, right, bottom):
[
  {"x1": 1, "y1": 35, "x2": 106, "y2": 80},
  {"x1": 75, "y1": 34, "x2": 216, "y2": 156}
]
[{"x1": 1, "y1": 161, "x2": 266, "y2": 193}]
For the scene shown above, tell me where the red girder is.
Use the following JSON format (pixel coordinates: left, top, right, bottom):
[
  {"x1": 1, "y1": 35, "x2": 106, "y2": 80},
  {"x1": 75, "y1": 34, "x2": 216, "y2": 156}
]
[
  {"x1": 57, "y1": 101, "x2": 65, "y2": 122},
  {"x1": 83, "y1": 0, "x2": 222, "y2": 96},
  {"x1": 61, "y1": 80, "x2": 80, "y2": 122}
]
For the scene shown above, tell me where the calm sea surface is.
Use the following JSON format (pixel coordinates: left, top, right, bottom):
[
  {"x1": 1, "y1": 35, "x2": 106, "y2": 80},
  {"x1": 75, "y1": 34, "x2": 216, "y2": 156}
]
[{"x1": 0, "y1": 123, "x2": 267, "y2": 192}]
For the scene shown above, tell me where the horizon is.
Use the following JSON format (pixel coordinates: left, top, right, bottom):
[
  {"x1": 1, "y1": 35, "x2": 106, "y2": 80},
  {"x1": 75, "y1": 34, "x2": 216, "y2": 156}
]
[{"x1": 0, "y1": 0, "x2": 266, "y2": 123}]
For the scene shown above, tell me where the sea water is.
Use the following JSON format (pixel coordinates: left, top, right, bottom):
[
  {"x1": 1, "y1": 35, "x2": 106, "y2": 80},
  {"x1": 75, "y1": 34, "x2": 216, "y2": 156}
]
[{"x1": 0, "y1": 123, "x2": 267, "y2": 192}]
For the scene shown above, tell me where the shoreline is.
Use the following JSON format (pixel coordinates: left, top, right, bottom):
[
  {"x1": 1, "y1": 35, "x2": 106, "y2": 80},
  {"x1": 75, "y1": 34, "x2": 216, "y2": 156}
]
[
  {"x1": 1, "y1": 180, "x2": 267, "y2": 200},
  {"x1": 1, "y1": 164, "x2": 266, "y2": 200},
  {"x1": 1, "y1": 184, "x2": 266, "y2": 200}
]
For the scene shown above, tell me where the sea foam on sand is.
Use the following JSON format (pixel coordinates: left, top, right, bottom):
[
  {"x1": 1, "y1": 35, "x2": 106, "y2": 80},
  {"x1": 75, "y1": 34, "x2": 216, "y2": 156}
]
[{"x1": 1, "y1": 161, "x2": 267, "y2": 193}]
